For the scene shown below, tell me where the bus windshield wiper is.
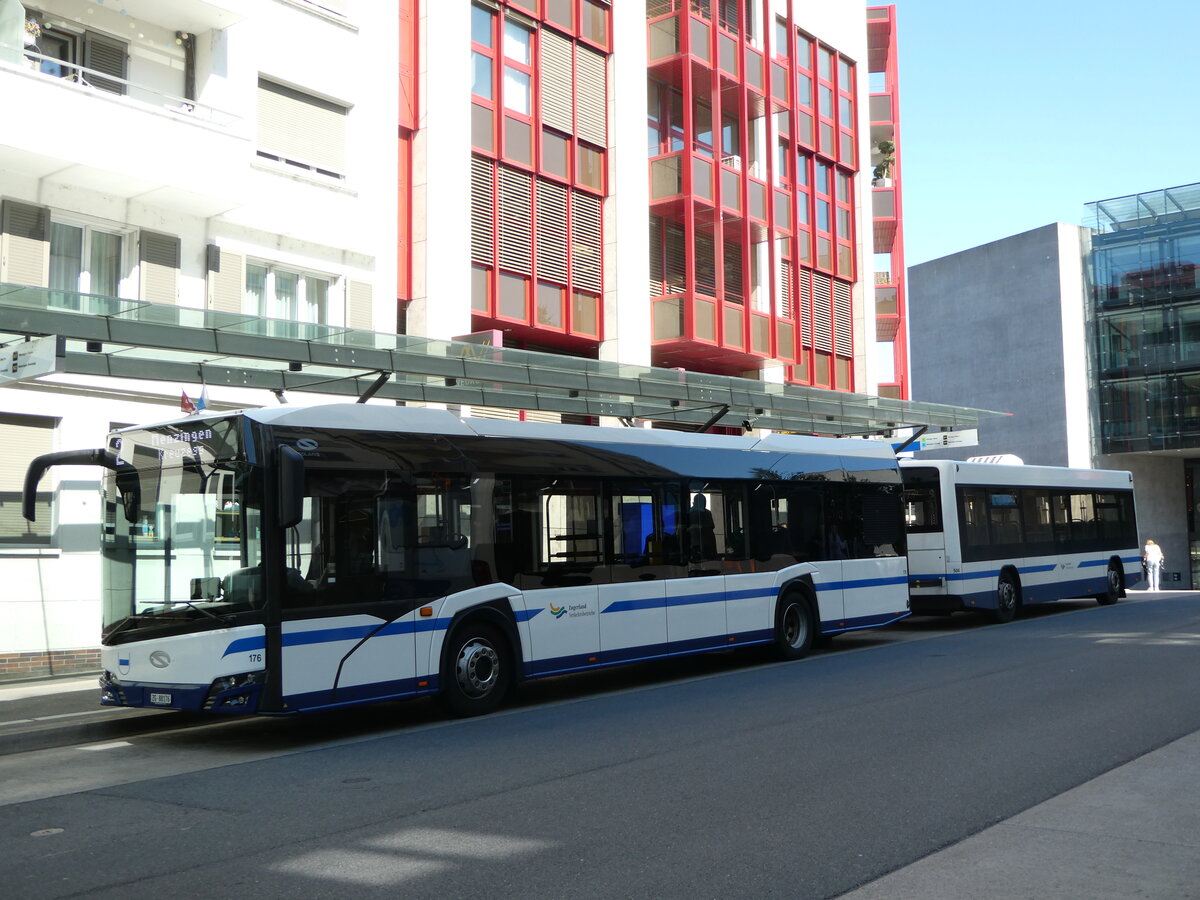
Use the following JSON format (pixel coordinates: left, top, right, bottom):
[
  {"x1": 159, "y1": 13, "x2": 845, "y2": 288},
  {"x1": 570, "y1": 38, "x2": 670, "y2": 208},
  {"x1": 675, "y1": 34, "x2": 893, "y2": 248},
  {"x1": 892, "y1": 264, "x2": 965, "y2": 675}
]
[{"x1": 142, "y1": 599, "x2": 233, "y2": 625}]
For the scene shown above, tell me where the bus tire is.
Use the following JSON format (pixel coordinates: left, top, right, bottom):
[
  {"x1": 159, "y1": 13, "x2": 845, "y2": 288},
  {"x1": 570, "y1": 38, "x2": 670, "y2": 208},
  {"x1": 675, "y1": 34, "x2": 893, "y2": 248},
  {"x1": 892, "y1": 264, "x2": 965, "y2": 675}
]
[
  {"x1": 774, "y1": 589, "x2": 816, "y2": 661},
  {"x1": 438, "y1": 621, "x2": 513, "y2": 717},
  {"x1": 1099, "y1": 560, "x2": 1122, "y2": 606},
  {"x1": 994, "y1": 570, "x2": 1020, "y2": 624}
]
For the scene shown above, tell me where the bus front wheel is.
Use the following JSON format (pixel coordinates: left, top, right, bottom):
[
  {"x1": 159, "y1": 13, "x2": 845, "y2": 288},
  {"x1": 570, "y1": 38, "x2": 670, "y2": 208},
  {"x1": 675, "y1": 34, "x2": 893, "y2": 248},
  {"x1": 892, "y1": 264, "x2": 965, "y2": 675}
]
[
  {"x1": 439, "y1": 621, "x2": 513, "y2": 717},
  {"x1": 774, "y1": 590, "x2": 816, "y2": 660}
]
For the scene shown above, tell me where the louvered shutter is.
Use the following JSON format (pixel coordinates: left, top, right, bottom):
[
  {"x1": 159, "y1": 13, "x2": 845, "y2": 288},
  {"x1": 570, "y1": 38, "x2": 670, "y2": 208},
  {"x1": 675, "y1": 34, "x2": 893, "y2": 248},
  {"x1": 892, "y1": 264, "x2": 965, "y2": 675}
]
[
  {"x1": 833, "y1": 279, "x2": 853, "y2": 355},
  {"x1": 570, "y1": 191, "x2": 602, "y2": 293},
  {"x1": 536, "y1": 179, "x2": 568, "y2": 284},
  {"x1": 0, "y1": 415, "x2": 55, "y2": 542},
  {"x1": 649, "y1": 216, "x2": 664, "y2": 296},
  {"x1": 471, "y1": 157, "x2": 496, "y2": 266},
  {"x1": 82, "y1": 31, "x2": 127, "y2": 95},
  {"x1": 0, "y1": 201, "x2": 50, "y2": 287},
  {"x1": 575, "y1": 45, "x2": 607, "y2": 146},
  {"x1": 695, "y1": 230, "x2": 716, "y2": 297},
  {"x1": 347, "y1": 280, "x2": 373, "y2": 330},
  {"x1": 779, "y1": 259, "x2": 793, "y2": 319},
  {"x1": 540, "y1": 31, "x2": 574, "y2": 135},
  {"x1": 139, "y1": 232, "x2": 180, "y2": 304},
  {"x1": 498, "y1": 167, "x2": 533, "y2": 275},
  {"x1": 207, "y1": 248, "x2": 245, "y2": 314},
  {"x1": 665, "y1": 222, "x2": 686, "y2": 293},
  {"x1": 257, "y1": 79, "x2": 348, "y2": 176},
  {"x1": 0, "y1": 415, "x2": 55, "y2": 491},
  {"x1": 797, "y1": 269, "x2": 811, "y2": 343},
  {"x1": 812, "y1": 272, "x2": 832, "y2": 352},
  {"x1": 723, "y1": 238, "x2": 743, "y2": 304}
]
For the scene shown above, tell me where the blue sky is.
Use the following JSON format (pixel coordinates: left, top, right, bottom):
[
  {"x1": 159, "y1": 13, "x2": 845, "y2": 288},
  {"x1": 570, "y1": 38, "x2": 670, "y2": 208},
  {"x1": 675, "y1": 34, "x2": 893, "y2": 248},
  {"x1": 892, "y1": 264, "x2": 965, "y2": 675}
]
[{"x1": 890, "y1": 0, "x2": 1199, "y2": 266}]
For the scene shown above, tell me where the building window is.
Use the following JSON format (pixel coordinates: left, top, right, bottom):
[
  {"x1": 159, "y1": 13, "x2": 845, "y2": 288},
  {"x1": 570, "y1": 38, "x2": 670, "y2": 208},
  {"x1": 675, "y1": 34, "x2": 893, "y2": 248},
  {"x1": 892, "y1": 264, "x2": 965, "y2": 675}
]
[
  {"x1": 29, "y1": 17, "x2": 128, "y2": 95},
  {"x1": 256, "y1": 79, "x2": 348, "y2": 180},
  {"x1": 49, "y1": 221, "x2": 124, "y2": 306},
  {"x1": 246, "y1": 263, "x2": 331, "y2": 324},
  {"x1": 0, "y1": 414, "x2": 55, "y2": 545}
]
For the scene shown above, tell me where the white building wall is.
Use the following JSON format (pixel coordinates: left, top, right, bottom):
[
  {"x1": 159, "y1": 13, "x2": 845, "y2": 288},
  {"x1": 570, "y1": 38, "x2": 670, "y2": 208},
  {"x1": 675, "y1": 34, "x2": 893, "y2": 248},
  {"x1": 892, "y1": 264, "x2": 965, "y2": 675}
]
[{"x1": 0, "y1": 0, "x2": 399, "y2": 674}]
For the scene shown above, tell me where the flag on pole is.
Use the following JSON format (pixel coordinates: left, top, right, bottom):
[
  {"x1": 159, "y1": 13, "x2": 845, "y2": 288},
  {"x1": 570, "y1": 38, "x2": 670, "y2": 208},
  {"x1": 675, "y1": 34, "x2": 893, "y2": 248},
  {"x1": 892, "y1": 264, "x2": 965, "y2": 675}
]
[
  {"x1": 181, "y1": 391, "x2": 197, "y2": 414},
  {"x1": 197, "y1": 386, "x2": 210, "y2": 412}
]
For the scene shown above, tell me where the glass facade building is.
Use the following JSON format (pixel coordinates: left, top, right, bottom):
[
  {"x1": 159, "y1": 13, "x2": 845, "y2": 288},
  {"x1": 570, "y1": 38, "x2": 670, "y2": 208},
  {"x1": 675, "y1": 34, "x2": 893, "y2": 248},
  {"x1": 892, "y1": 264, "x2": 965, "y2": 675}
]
[{"x1": 1089, "y1": 183, "x2": 1200, "y2": 454}]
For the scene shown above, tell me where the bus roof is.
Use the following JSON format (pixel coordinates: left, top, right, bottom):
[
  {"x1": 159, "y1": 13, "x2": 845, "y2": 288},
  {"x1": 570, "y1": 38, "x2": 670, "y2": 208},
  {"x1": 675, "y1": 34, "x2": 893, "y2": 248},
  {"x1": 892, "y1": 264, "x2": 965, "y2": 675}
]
[
  {"x1": 233, "y1": 404, "x2": 898, "y2": 461},
  {"x1": 899, "y1": 457, "x2": 1133, "y2": 488}
]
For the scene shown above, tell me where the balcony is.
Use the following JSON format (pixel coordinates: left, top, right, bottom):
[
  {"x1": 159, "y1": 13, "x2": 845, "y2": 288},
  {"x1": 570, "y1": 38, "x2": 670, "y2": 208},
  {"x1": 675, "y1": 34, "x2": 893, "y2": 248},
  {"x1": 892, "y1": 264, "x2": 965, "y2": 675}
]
[{"x1": 2, "y1": 0, "x2": 251, "y2": 217}]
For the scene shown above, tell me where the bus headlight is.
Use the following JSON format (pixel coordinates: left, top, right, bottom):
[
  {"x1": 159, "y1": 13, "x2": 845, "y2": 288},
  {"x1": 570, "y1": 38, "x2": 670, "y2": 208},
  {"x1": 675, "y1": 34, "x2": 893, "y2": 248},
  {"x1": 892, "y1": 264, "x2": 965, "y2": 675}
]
[{"x1": 203, "y1": 671, "x2": 266, "y2": 712}]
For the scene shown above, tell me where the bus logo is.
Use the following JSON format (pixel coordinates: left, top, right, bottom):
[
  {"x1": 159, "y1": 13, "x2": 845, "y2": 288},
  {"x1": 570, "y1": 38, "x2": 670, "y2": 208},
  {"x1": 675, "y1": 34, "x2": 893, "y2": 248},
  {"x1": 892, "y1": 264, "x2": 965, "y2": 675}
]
[
  {"x1": 296, "y1": 439, "x2": 319, "y2": 451},
  {"x1": 549, "y1": 603, "x2": 567, "y2": 619},
  {"x1": 149, "y1": 651, "x2": 172, "y2": 668}
]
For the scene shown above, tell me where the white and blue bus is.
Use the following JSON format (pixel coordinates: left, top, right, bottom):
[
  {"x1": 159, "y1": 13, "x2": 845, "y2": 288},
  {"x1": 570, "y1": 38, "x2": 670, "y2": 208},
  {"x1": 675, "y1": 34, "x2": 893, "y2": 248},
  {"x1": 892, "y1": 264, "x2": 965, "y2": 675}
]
[
  {"x1": 25, "y1": 405, "x2": 911, "y2": 717},
  {"x1": 900, "y1": 459, "x2": 1139, "y2": 623}
]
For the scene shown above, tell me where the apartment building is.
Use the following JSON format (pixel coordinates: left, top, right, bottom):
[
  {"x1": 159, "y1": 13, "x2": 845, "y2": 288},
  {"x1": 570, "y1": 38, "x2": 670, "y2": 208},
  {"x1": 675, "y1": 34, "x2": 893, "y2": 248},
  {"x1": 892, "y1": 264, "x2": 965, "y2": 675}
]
[{"x1": 0, "y1": 0, "x2": 926, "y2": 677}]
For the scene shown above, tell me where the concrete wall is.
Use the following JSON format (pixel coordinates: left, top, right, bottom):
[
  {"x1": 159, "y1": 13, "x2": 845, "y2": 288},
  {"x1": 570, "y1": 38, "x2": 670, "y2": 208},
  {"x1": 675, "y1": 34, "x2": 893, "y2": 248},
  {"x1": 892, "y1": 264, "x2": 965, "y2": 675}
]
[
  {"x1": 1101, "y1": 453, "x2": 1189, "y2": 589},
  {"x1": 909, "y1": 224, "x2": 1086, "y2": 466}
]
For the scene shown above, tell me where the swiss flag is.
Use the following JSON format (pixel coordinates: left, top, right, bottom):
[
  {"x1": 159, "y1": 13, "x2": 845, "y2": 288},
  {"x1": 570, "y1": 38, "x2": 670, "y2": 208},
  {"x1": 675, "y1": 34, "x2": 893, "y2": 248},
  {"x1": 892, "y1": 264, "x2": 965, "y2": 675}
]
[{"x1": 181, "y1": 391, "x2": 197, "y2": 414}]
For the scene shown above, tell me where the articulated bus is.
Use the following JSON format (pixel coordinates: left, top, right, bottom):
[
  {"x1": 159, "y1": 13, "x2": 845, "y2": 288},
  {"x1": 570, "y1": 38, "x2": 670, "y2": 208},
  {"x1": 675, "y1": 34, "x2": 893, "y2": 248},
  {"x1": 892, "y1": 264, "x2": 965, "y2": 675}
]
[
  {"x1": 900, "y1": 459, "x2": 1139, "y2": 622},
  {"x1": 24, "y1": 405, "x2": 910, "y2": 717}
]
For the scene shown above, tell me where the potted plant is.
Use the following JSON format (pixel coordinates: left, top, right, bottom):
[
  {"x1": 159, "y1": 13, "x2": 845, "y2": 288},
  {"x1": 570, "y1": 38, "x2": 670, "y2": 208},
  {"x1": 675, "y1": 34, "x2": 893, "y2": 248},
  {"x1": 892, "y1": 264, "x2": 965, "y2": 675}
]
[
  {"x1": 24, "y1": 18, "x2": 41, "y2": 47},
  {"x1": 872, "y1": 139, "x2": 895, "y2": 186}
]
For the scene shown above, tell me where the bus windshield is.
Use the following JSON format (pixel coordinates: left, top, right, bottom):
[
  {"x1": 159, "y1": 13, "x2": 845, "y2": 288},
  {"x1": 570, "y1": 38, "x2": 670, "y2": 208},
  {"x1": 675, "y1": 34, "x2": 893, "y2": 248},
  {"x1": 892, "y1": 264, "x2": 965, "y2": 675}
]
[{"x1": 100, "y1": 420, "x2": 262, "y2": 640}]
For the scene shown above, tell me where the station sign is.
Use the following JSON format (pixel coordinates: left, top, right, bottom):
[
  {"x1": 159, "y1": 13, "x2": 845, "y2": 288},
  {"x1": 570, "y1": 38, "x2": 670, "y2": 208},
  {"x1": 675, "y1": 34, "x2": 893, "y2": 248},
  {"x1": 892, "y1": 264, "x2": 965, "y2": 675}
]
[
  {"x1": 1, "y1": 336, "x2": 63, "y2": 385},
  {"x1": 918, "y1": 428, "x2": 978, "y2": 450}
]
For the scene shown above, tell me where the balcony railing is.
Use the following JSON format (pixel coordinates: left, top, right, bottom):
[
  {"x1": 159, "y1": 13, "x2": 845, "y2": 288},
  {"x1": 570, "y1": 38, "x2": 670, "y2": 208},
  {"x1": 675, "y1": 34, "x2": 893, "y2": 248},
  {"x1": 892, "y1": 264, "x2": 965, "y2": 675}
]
[{"x1": 2, "y1": 43, "x2": 239, "y2": 128}]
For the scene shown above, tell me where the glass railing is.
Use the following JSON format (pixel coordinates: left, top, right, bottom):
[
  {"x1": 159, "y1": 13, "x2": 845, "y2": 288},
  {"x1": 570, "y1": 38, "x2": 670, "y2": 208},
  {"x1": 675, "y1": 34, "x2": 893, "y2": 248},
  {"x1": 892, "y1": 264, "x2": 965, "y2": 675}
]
[{"x1": 1, "y1": 43, "x2": 239, "y2": 128}]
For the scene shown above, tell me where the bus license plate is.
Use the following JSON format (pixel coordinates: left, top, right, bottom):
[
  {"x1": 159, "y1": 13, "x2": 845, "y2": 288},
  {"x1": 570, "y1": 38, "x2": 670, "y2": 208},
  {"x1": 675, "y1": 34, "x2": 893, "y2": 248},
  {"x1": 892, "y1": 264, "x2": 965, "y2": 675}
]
[{"x1": 149, "y1": 692, "x2": 173, "y2": 706}]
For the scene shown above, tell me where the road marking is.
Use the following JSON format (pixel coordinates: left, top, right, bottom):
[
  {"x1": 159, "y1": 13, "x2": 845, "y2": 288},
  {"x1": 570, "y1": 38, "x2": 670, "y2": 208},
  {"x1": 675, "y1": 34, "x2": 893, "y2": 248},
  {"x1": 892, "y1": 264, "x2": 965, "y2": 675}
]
[{"x1": 0, "y1": 708, "x2": 118, "y2": 729}]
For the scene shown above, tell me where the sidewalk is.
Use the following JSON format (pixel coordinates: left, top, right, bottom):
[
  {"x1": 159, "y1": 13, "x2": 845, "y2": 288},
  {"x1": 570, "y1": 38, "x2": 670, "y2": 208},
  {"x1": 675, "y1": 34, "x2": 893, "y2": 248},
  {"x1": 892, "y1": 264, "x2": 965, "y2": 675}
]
[
  {"x1": 0, "y1": 673, "x2": 185, "y2": 755},
  {"x1": 842, "y1": 728, "x2": 1200, "y2": 898}
]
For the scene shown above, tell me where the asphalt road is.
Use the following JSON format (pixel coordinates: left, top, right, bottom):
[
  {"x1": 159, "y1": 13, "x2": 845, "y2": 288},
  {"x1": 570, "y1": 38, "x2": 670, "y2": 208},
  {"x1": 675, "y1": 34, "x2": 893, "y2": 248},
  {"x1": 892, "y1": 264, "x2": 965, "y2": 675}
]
[{"x1": 4, "y1": 593, "x2": 1200, "y2": 899}]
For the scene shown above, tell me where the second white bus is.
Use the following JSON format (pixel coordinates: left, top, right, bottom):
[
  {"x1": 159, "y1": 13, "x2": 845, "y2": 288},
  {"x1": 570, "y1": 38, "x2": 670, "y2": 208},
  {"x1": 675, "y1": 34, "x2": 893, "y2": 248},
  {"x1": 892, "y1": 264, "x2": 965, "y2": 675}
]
[{"x1": 900, "y1": 459, "x2": 1139, "y2": 622}]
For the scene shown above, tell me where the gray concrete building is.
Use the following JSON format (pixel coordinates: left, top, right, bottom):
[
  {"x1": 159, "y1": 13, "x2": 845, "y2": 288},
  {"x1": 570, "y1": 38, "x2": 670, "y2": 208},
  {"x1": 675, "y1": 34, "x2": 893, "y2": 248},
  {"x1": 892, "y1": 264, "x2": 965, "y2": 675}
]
[{"x1": 908, "y1": 186, "x2": 1199, "y2": 588}]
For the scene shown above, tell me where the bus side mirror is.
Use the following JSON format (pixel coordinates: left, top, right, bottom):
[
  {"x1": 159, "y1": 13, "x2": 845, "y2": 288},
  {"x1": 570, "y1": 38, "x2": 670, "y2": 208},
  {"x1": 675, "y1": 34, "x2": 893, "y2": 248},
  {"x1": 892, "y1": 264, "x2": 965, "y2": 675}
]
[
  {"x1": 278, "y1": 445, "x2": 305, "y2": 529},
  {"x1": 23, "y1": 449, "x2": 125, "y2": 522}
]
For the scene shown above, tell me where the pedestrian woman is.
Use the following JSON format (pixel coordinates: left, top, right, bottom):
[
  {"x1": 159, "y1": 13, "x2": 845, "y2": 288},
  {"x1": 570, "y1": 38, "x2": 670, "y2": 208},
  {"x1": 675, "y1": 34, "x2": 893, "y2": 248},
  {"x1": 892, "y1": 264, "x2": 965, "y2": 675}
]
[{"x1": 1143, "y1": 539, "x2": 1165, "y2": 591}]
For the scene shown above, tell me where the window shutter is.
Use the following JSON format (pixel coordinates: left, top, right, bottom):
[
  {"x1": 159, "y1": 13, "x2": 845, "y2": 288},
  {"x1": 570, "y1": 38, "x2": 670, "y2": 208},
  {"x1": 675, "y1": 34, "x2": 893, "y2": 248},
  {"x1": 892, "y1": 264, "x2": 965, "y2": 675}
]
[
  {"x1": 723, "y1": 238, "x2": 743, "y2": 304},
  {"x1": 570, "y1": 191, "x2": 601, "y2": 293},
  {"x1": 139, "y1": 232, "x2": 180, "y2": 304},
  {"x1": 779, "y1": 259, "x2": 793, "y2": 318},
  {"x1": 498, "y1": 167, "x2": 533, "y2": 276},
  {"x1": 522, "y1": 409, "x2": 561, "y2": 424},
  {"x1": 536, "y1": 179, "x2": 568, "y2": 284},
  {"x1": 206, "y1": 248, "x2": 244, "y2": 314},
  {"x1": 797, "y1": 269, "x2": 810, "y2": 343},
  {"x1": 695, "y1": 230, "x2": 716, "y2": 296},
  {"x1": 471, "y1": 156, "x2": 496, "y2": 266},
  {"x1": 649, "y1": 216, "x2": 663, "y2": 296},
  {"x1": 665, "y1": 222, "x2": 686, "y2": 293},
  {"x1": 82, "y1": 31, "x2": 128, "y2": 95},
  {"x1": 575, "y1": 45, "x2": 607, "y2": 146},
  {"x1": 347, "y1": 280, "x2": 373, "y2": 330},
  {"x1": 812, "y1": 271, "x2": 832, "y2": 352},
  {"x1": 0, "y1": 414, "x2": 55, "y2": 491},
  {"x1": 0, "y1": 201, "x2": 50, "y2": 287},
  {"x1": 540, "y1": 31, "x2": 574, "y2": 135},
  {"x1": 257, "y1": 79, "x2": 348, "y2": 176},
  {"x1": 833, "y1": 279, "x2": 853, "y2": 355}
]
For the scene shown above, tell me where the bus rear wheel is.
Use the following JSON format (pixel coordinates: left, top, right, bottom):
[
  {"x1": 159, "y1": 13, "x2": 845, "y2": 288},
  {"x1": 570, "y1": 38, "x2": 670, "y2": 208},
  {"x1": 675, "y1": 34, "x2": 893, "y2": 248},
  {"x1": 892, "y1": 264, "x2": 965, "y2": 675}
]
[
  {"x1": 774, "y1": 590, "x2": 816, "y2": 661},
  {"x1": 994, "y1": 572, "x2": 1020, "y2": 624},
  {"x1": 1099, "y1": 561, "x2": 1122, "y2": 606},
  {"x1": 439, "y1": 621, "x2": 513, "y2": 717}
]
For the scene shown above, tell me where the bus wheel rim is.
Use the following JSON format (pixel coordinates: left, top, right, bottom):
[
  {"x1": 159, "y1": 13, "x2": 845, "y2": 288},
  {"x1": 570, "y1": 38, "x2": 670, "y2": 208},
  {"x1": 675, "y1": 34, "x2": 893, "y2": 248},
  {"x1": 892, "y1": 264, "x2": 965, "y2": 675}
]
[
  {"x1": 784, "y1": 603, "x2": 807, "y2": 647},
  {"x1": 456, "y1": 639, "x2": 500, "y2": 698}
]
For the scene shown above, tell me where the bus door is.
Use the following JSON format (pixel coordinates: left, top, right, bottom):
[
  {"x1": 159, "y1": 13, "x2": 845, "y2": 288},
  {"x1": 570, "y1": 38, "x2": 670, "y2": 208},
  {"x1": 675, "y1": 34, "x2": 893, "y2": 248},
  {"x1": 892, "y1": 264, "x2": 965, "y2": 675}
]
[
  {"x1": 601, "y1": 483, "x2": 682, "y2": 660},
  {"x1": 902, "y1": 466, "x2": 948, "y2": 593},
  {"x1": 665, "y1": 482, "x2": 730, "y2": 648},
  {"x1": 512, "y1": 478, "x2": 601, "y2": 671}
]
